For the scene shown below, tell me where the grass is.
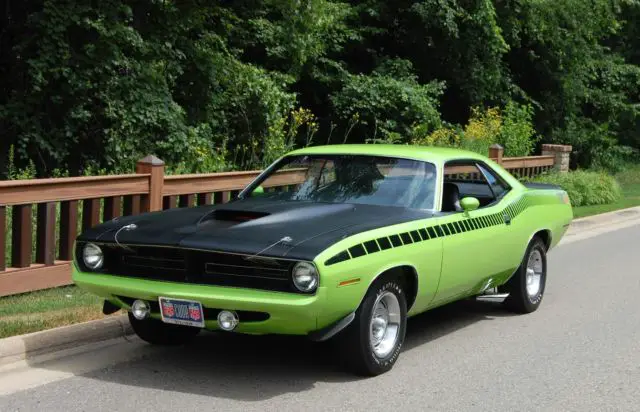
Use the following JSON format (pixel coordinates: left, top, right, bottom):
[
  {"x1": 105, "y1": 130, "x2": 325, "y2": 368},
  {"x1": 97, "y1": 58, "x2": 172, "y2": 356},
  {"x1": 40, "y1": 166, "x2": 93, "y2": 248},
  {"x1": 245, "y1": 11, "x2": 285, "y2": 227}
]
[
  {"x1": 0, "y1": 285, "x2": 106, "y2": 339},
  {"x1": 572, "y1": 165, "x2": 640, "y2": 218}
]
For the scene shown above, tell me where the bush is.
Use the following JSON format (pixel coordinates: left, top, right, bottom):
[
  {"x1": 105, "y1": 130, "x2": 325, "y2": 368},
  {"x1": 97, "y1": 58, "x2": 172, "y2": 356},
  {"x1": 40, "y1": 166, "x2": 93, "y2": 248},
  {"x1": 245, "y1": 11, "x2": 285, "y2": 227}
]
[
  {"x1": 411, "y1": 102, "x2": 539, "y2": 156},
  {"x1": 498, "y1": 102, "x2": 540, "y2": 157},
  {"x1": 526, "y1": 170, "x2": 622, "y2": 207},
  {"x1": 553, "y1": 118, "x2": 638, "y2": 174}
]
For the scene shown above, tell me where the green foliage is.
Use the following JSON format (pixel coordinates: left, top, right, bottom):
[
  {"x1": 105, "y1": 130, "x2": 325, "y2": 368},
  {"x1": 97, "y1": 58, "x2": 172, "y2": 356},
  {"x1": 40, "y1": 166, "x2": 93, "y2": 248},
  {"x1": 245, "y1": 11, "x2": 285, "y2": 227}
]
[
  {"x1": 527, "y1": 170, "x2": 622, "y2": 207},
  {"x1": 411, "y1": 102, "x2": 539, "y2": 156},
  {"x1": 554, "y1": 118, "x2": 638, "y2": 173},
  {"x1": 1, "y1": 0, "x2": 640, "y2": 177},
  {"x1": 498, "y1": 102, "x2": 540, "y2": 157},
  {"x1": 6, "y1": 146, "x2": 36, "y2": 180},
  {"x1": 332, "y1": 59, "x2": 445, "y2": 143}
]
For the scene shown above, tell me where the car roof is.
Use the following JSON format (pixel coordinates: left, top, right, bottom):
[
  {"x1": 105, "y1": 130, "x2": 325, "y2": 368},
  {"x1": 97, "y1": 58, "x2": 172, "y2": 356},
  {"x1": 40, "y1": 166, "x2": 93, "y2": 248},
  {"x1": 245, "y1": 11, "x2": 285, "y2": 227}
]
[{"x1": 287, "y1": 144, "x2": 488, "y2": 164}]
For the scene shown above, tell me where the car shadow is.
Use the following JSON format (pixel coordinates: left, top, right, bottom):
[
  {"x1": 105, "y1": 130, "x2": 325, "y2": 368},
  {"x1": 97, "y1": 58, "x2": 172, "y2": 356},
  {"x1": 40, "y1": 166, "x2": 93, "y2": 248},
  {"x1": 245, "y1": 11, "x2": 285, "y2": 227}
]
[
  {"x1": 32, "y1": 300, "x2": 516, "y2": 402},
  {"x1": 404, "y1": 299, "x2": 516, "y2": 351}
]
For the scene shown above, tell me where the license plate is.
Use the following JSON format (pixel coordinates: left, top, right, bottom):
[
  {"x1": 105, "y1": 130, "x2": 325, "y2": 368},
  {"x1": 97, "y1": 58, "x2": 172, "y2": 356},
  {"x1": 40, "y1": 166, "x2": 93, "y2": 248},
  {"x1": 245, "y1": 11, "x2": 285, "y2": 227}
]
[{"x1": 158, "y1": 297, "x2": 205, "y2": 328}]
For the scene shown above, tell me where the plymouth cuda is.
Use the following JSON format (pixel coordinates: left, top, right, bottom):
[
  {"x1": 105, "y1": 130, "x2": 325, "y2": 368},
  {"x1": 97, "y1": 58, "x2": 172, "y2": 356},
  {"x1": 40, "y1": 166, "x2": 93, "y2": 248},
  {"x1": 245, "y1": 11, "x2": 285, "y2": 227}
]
[{"x1": 73, "y1": 145, "x2": 573, "y2": 376}]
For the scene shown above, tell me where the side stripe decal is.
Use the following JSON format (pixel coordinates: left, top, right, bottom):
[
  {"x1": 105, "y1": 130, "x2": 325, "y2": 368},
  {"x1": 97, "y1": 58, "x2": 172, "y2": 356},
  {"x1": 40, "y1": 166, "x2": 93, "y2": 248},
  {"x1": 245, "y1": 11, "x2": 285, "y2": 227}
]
[{"x1": 324, "y1": 195, "x2": 534, "y2": 266}]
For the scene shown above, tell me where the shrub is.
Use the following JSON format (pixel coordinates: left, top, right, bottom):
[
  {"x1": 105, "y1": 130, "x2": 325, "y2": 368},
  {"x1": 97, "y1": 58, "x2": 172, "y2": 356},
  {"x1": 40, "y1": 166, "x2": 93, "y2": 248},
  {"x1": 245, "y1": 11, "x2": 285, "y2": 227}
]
[
  {"x1": 553, "y1": 118, "x2": 638, "y2": 174},
  {"x1": 526, "y1": 170, "x2": 622, "y2": 207},
  {"x1": 498, "y1": 102, "x2": 540, "y2": 157},
  {"x1": 411, "y1": 102, "x2": 539, "y2": 156}
]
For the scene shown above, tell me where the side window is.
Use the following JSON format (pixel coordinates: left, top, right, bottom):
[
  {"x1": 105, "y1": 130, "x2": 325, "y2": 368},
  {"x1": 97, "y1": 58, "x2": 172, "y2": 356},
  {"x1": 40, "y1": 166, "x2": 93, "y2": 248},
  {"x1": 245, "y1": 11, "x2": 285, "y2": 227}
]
[
  {"x1": 476, "y1": 163, "x2": 510, "y2": 199},
  {"x1": 442, "y1": 161, "x2": 502, "y2": 211}
]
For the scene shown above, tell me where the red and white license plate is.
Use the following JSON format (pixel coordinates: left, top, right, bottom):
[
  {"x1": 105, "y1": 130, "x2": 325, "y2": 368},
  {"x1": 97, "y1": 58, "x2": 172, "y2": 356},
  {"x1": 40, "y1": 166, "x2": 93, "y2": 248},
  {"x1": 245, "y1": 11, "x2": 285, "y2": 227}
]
[{"x1": 158, "y1": 297, "x2": 205, "y2": 328}]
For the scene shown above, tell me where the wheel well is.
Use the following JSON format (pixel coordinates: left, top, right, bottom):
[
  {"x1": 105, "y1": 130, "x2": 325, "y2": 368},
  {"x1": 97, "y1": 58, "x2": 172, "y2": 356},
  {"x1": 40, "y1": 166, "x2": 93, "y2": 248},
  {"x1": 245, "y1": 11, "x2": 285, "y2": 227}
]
[
  {"x1": 378, "y1": 266, "x2": 419, "y2": 311},
  {"x1": 533, "y1": 230, "x2": 552, "y2": 251}
]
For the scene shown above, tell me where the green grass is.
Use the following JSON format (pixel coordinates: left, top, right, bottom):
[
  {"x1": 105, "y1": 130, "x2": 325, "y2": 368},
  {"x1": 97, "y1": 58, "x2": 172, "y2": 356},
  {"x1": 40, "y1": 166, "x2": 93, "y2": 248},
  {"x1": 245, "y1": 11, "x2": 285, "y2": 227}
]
[
  {"x1": 0, "y1": 285, "x2": 106, "y2": 339},
  {"x1": 573, "y1": 165, "x2": 640, "y2": 218}
]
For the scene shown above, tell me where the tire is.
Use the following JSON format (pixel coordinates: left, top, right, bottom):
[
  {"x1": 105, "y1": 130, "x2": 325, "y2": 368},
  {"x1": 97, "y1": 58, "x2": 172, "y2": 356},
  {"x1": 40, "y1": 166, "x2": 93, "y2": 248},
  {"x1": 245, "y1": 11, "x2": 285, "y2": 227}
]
[
  {"x1": 501, "y1": 237, "x2": 547, "y2": 314},
  {"x1": 336, "y1": 276, "x2": 407, "y2": 376},
  {"x1": 128, "y1": 312, "x2": 201, "y2": 345}
]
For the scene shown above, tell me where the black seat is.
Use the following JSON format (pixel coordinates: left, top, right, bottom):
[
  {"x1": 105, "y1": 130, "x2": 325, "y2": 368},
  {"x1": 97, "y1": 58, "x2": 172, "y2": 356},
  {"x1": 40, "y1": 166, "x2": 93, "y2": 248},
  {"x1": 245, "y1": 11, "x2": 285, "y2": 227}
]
[{"x1": 442, "y1": 182, "x2": 462, "y2": 212}]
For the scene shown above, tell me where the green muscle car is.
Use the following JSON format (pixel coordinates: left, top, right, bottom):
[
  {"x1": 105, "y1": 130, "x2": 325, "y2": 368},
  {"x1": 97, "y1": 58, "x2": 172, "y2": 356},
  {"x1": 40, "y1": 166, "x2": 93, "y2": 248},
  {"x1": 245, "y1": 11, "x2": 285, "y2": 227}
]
[{"x1": 73, "y1": 145, "x2": 573, "y2": 376}]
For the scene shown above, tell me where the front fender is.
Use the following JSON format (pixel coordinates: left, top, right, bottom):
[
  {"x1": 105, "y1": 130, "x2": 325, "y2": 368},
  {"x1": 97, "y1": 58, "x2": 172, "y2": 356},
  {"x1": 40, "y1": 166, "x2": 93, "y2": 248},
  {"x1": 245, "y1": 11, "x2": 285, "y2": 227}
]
[{"x1": 314, "y1": 238, "x2": 443, "y2": 329}]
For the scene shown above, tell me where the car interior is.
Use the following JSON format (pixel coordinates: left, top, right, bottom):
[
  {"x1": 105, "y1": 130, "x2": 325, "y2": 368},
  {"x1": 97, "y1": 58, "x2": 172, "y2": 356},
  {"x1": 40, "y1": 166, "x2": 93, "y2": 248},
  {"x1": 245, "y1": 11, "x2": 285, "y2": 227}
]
[{"x1": 441, "y1": 161, "x2": 510, "y2": 212}]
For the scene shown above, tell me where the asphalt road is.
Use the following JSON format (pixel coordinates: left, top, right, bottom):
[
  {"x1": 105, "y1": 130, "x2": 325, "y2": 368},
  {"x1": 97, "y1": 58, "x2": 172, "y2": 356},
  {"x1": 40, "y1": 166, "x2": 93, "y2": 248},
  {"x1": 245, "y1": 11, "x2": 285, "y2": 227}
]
[{"x1": 1, "y1": 223, "x2": 639, "y2": 412}]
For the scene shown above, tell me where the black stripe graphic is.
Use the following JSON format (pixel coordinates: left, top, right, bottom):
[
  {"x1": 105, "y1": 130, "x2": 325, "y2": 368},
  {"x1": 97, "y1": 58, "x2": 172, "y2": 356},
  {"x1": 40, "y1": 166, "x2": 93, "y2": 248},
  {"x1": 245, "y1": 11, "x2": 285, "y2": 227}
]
[{"x1": 325, "y1": 196, "x2": 535, "y2": 266}]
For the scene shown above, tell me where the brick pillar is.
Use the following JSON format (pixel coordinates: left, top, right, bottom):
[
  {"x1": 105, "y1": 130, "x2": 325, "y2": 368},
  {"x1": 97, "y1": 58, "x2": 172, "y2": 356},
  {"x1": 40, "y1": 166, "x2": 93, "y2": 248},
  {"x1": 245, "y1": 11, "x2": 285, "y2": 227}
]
[{"x1": 542, "y1": 144, "x2": 572, "y2": 173}]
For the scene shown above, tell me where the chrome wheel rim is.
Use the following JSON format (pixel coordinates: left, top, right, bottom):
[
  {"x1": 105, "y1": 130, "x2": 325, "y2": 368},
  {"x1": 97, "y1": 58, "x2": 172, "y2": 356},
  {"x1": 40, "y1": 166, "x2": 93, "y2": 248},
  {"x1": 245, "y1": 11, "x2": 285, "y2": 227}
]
[
  {"x1": 369, "y1": 291, "x2": 401, "y2": 358},
  {"x1": 526, "y1": 249, "x2": 543, "y2": 297}
]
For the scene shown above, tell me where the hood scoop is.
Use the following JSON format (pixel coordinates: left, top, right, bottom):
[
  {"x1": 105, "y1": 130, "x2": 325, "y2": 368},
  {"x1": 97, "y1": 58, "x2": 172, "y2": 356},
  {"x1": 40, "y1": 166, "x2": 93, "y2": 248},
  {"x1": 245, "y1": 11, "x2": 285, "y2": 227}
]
[{"x1": 200, "y1": 209, "x2": 270, "y2": 224}]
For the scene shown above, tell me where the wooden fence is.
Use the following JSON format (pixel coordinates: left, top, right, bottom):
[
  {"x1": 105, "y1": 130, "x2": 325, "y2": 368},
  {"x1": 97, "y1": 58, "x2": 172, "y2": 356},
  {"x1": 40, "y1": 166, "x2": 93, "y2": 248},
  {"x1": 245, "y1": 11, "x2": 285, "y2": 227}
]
[{"x1": 0, "y1": 144, "x2": 570, "y2": 297}]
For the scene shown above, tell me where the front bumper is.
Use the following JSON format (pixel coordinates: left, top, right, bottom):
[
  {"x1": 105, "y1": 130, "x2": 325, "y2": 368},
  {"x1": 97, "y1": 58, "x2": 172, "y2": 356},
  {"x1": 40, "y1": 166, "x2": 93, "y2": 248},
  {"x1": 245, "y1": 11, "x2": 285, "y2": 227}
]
[{"x1": 73, "y1": 266, "x2": 328, "y2": 335}]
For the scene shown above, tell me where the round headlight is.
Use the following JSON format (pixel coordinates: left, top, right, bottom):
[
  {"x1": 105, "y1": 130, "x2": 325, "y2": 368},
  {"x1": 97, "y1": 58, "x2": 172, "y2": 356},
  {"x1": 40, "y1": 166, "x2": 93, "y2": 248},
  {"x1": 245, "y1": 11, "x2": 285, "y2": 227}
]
[
  {"x1": 292, "y1": 262, "x2": 319, "y2": 292},
  {"x1": 83, "y1": 243, "x2": 104, "y2": 270},
  {"x1": 131, "y1": 300, "x2": 150, "y2": 320}
]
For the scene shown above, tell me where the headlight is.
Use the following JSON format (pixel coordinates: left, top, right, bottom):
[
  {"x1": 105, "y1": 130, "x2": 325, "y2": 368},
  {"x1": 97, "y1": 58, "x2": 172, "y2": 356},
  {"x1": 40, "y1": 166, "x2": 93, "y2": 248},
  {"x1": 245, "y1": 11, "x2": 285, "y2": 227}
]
[
  {"x1": 292, "y1": 262, "x2": 318, "y2": 292},
  {"x1": 83, "y1": 243, "x2": 104, "y2": 270}
]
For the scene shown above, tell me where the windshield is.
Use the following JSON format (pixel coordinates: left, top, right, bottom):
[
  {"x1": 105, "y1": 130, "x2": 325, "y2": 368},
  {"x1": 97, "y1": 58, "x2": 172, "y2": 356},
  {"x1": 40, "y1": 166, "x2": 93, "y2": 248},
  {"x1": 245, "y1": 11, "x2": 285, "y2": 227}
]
[{"x1": 245, "y1": 154, "x2": 437, "y2": 210}]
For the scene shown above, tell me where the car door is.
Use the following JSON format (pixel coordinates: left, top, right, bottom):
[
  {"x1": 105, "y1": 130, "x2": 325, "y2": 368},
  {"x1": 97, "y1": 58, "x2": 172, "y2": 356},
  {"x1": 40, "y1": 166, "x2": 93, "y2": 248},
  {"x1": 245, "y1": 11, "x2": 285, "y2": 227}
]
[{"x1": 430, "y1": 160, "x2": 514, "y2": 305}]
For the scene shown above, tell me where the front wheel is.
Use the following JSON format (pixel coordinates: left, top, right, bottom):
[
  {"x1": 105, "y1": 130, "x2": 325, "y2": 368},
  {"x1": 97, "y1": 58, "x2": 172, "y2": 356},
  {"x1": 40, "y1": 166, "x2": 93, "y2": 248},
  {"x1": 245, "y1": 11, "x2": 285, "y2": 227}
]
[
  {"x1": 502, "y1": 237, "x2": 547, "y2": 314},
  {"x1": 336, "y1": 276, "x2": 407, "y2": 376},
  {"x1": 128, "y1": 312, "x2": 201, "y2": 345}
]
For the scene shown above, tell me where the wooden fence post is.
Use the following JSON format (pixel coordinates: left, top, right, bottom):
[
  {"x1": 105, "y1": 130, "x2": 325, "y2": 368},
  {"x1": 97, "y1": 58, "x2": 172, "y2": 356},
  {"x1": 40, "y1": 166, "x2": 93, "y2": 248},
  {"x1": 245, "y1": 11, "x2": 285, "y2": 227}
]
[
  {"x1": 0, "y1": 206, "x2": 5, "y2": 271},
  {"x1": 489, "y1": 144, "x2": 504, "y2": 165},
  {"x1": 136, "y1": 155, "x2": 165, "y2": 212},
  {"x1": 36, "y1": 202, "x2": 56, "y2": 265},
  {"x1": 12, "y1": 205, "x2": 32, "y2": 268}
]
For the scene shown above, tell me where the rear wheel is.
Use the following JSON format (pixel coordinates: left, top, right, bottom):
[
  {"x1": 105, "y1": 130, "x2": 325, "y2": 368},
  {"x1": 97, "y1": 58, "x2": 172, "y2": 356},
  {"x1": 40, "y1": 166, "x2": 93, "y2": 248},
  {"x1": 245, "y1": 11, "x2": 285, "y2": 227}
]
[
  {"x1": 128, "y1": 312, "x2": 201, "y2": 345},
  {"x1": 336, "y1": 276, "x2": 407, "y2": 376},
  {"x1": 502, "y1": 237, "x2": 547, "y2": 313}
]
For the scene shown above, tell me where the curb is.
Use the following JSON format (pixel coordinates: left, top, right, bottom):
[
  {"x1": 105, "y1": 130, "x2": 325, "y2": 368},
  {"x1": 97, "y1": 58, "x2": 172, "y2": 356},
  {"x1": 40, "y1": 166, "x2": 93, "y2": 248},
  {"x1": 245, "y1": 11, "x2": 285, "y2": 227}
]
[
  {"x1": 572, "y1": 205, "x2": 640, "y2": 223},
  {"x1": 566, "y1": 205, "x2": 640, "y2": 236},
  {"x1": 0, "y1": 315, "x2": 133, "y2": 367}
]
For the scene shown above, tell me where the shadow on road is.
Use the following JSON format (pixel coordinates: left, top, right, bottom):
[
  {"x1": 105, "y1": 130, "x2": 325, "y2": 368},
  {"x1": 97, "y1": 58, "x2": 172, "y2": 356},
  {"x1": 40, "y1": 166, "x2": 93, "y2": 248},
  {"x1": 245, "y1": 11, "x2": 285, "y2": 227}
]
[{"x1": 32, "y1": 299, "x2": 515, "y2": 401}]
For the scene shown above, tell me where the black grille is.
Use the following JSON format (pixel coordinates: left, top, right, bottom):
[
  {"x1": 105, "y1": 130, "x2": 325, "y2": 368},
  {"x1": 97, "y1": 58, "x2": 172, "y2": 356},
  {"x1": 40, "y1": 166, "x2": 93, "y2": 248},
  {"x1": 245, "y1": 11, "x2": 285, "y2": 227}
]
[
  {"x1": 77, "y1": 243, "x2": 307, "y2": 294},
  {"x1": 200, "y1": 252, "x2": 293, "y2": 292},
  {"x1": 114, "y1": 246, "x2": 188, "y2": 282}
]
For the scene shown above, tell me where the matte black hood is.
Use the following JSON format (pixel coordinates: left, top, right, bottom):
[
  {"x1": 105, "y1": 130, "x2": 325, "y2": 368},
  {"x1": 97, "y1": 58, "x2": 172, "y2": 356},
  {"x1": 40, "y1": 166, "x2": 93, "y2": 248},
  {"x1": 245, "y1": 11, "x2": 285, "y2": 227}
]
[{"x1": 78, "y1": 198, "x2": 433, "y2": 261}]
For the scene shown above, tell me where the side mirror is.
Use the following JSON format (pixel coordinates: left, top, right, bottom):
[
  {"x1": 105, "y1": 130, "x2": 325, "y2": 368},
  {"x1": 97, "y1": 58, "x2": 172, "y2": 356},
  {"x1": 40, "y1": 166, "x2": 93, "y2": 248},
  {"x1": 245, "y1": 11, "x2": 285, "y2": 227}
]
[
  {"x1": 251, "y1": 185, "x2": 265, "y2": 197},
  {"x1": 460, "y1": 197, "x2": 480, "y2": 214}
]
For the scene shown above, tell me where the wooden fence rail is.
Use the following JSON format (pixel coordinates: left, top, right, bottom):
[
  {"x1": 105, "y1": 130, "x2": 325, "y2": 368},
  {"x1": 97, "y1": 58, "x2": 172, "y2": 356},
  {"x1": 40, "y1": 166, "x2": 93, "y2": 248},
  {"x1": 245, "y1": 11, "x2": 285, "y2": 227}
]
[{"x1": 0, "y1": 144, "x2": 571, "y2": 297}]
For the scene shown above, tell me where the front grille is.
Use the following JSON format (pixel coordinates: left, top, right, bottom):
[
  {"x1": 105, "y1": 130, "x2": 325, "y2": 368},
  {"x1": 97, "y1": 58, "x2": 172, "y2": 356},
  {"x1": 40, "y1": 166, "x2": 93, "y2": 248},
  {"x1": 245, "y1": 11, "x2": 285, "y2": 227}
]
[
  {"x1": 114, "y1": 246, "x2": 188, "y2": 282},
  {"x1": 77, "y1": 243, "x2": 308, "y2": 294},
  {"x1": 200, "y1": 252, "x2": 292, "y2": 292}
]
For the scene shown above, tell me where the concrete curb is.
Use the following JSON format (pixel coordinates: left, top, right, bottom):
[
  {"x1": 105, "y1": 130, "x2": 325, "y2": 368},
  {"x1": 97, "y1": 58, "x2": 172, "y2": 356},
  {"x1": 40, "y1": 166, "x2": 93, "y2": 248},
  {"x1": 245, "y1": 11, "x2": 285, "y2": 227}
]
[
  {"x1": 565, "y1": 206, "x2": 640, "y2": 237},
  {"x1": 0, "y1": 315, "x2": 133, "y2": 367}
]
